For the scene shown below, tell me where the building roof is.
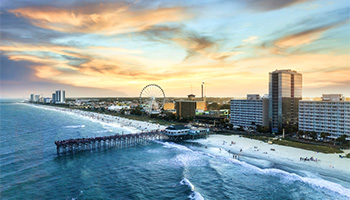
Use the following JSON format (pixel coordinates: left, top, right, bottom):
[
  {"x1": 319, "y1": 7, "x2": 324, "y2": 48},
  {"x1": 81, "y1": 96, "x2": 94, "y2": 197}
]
[
  {"x1": 188, "y1": 94, "x2": 196, "y2": 97},
  {"x1": 270, "y1": 69, "x2": 300, "y2": 74},
  {"x1": 166, "y1": 125, "x2": 189, "y2": 130}
]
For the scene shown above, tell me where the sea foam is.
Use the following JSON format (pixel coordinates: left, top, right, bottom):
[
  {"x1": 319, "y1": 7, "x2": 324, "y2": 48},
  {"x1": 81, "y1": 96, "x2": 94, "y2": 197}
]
[
  {"x1": 171, "y1": 142, "x2": 350, "y2": 198},
  {"x1": 180, "y1": 178, "x2": 205, "y2": 200},
  {"x1": 213, "y1": 151, "x2": 350, "y2": 198},
  {"x1": 63, "y1": 125, "x2": 85, "y2": 129},
  {"x1": 156, "y1": 141, "x2": 193, "y2": 152}
]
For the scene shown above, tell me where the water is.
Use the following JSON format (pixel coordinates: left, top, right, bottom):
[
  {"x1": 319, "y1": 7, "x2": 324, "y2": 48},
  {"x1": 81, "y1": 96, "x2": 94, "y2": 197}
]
[{"x1": 1, "y1": 100, "x2": 349, "y2": 200}]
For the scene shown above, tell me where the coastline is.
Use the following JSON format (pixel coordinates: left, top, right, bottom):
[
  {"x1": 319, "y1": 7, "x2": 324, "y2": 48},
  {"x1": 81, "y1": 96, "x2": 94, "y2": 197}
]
[
  {"x1": 193, "y1": 134, "x2": 350, "y2": 174},
  {"x1": 13, "y1": 102, "x2": 350, "y2": 198},
  {"x1": 22, "y1": 103, "x2": 166, "y2": 134},
  {"x1": 21, "y1": 103, "x2": 350, "y2": 174}
]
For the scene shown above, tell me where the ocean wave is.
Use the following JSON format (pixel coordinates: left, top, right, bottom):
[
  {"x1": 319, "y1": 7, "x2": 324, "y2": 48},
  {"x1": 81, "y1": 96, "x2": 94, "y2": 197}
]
[
  {"x1": 63, "y1": 125, "x2": 85, "y2": 129},
  {"x1": 180, "y1": 178, "x2": 204, "y2": 200},
  {"x1": 168, "y1": 142, "x2": 350, "y2": 198},
  {"x1": 95, "y1": 129, "x2": 113, "y2": 133},
  {"x1": 156, "y1": 141, "x2": 193, "y2": 152},
  {"x1": 206, "y1": 151, "x2": 350, "y2": 198}
]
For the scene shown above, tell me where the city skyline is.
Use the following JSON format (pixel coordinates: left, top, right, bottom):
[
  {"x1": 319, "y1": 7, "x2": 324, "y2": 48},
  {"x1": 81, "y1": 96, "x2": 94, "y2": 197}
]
[{"x1": 1, "y1": 0, "x2": 349, "y2": 98}]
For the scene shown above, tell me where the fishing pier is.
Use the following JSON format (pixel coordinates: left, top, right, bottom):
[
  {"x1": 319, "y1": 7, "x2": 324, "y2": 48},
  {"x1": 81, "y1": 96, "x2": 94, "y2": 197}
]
[
  {"x1": 55, "y1": 125, "x2": 210, "y2": 155},
  {"x1": 55, "y1": 131, "x2": 165, "y2": 154}
]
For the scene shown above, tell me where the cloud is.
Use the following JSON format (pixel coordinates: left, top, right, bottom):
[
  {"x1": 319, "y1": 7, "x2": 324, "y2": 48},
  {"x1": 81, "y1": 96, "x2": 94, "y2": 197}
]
[
  {"x1": 242, "y1": 36, "x2": 258, "y2": 44},
  {"x1": 174, "y1": 34, "x2": 216, "y2": 60},
  {"x1": 140, "y1": 25, "x2": 241, "y2": 61},
  {"x1": 274, "y1": 20, "x2": 349, "y2": 49},
  {"x1": 244, "y1": 0, "x2": 310, "y2": 11},
  {"x1": 9, "y1": 3, "x2": 190, "y2": 34},
  {"x1": 253, "y1": 19, "x2": 349, "y2": 55}
]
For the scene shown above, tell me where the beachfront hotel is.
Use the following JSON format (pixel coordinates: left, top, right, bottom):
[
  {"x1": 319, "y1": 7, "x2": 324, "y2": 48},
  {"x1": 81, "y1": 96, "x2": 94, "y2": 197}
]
[
  {"x1": 230, "y1": 94, "x2": 269, "y2": 128},
  {"x1": 299, "y1": 94, "x2": 350, "y2": 138},
  {"x1": 55, "y1": 90, "x2": 66, "y2": 103},
  {"x1": 175, "y1": 101, "x2": 196, "y2": 119},
  {"x1": 269, "y1": 69, "x2": 302, "y2": 133}
]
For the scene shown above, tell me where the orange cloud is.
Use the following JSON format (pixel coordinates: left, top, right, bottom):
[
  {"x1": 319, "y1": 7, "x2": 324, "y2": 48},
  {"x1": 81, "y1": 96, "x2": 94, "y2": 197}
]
[
  {"x1": 274, "y1": 20, "x2": 349, "y2": 49},
  {"x1": 9, "y1": 3, "x2": 190, "y2": 34}
]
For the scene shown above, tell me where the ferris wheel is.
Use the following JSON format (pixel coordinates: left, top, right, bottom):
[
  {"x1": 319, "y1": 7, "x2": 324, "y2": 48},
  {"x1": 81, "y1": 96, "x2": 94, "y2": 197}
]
[{"x1": 139, "y1": 84, "x2": 166, "y2": 114}]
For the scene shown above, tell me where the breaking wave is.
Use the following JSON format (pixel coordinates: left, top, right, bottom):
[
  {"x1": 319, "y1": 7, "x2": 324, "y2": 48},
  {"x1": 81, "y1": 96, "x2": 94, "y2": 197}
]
[
  {"x1": 63, "y1": 125, "x2": 85, "y2": 129},
  {"x1": 180, "y1": 178, "x2": 204, "y2": 200},
  {"x1": 163, "y1": 142, "x2": 350, "y2": 198}
]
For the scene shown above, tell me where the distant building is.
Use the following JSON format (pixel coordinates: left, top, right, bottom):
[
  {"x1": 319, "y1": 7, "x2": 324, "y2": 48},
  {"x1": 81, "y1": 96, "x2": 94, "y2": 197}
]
[
  {"x1": 176, "y1": 101, "x2": 196, "y2": 119},
  {"x1": 30, "y1": 94, "x2": 34, "y2": 102},
  {"x1": 44, "y1": 98, "x2": 51, "y2": 104},
  {"x1": 188, "y1": 94, "x2": 196, "y2": 101},
  {"x1": 299, "y1": 94, "x2": 350, "y2": 138},
  {"x1": 164, "y1": 102, "x2": 175, "y2": 110},
  {"x1": 55, "y1": 90, "x2": 66, "y2": 103},
  {"x1": 52, "y1": 93, "x2": 56, "y2": 103},
  {"x1": 34, "y1": 95, "x2": 40, "y2": 102},
  {"x1": 196, "y1": 101, "x2": 206, "y2": 112},
  {"x1": 269, "y1": 69, "x2": 302, "y2": 133},
  {"x1": 62, "y1": 90, "x2": 65, "y2": 102},
  {"x1": 247, "y1": 94, "x2": 260, "y2": 100},
  {"x1": 230, "y1": 94, "x2": 269, "y2": 128}
]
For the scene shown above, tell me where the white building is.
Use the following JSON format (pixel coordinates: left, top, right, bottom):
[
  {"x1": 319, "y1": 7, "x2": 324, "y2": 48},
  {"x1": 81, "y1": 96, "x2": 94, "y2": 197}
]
[
  {"x1": 44, "y1": 98, "x2": 51, "y2": 103},
  {"x1": 34, "y1": 95, "x2": 41, "y2": 102},
  {"x1": 230, "y1": 94, "x2": 269, "y2": 128},
  {"x1": 164, "y1": 125, "x2": 209, "y2": 136},
  {"x1": 299, "y1": 94, "x2": 350, "y2": 138},
  {"x1": 55, "y1": 90, "x2": 66, "y2": 103}
]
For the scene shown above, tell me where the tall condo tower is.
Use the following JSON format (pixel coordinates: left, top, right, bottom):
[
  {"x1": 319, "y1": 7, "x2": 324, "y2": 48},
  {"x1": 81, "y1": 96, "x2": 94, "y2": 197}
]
[
  {"x1": 269, "y1": 69, "x2": 302, "y2": 133},
  {"x1": 201, "y1": 82, "x2": 204, "y2": 101},
  {"x1": 55, "y1": 90, "x2": 66, "y2": 103}
]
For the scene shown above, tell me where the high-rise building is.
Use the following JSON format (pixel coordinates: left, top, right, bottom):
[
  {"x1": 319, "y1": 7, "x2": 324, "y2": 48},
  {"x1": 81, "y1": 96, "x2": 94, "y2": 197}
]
[
  {"x1": 52, "y1": 93, "x2": 56, "y2": 103},
  {"x1": 269, "y1": 69, "x2": 302, "y2": 133},
  {"x1": 30, "y1": 94, "x2": 34, "y2": 102},
  {"x1": 62, "y1": 90, "x2": 65, "y2": 102},
  {"x1": 55, "y1": 90, "x2": 66, "y2": 103},
  {"x1": 299, "y1": 94, "x2": 350, "y2": 138},
  {"x1": 230, "y1": 94, "x2": 269, "y2": 128},
  {"x1": 55, "y1": 90, "x2": 60, "y2": 102}
]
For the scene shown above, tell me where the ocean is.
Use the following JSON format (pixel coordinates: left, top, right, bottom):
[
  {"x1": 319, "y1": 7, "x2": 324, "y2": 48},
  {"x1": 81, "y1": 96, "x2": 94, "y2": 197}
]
[{"x1": 1, "y1": 100, "x2": 349, "y2": 200}]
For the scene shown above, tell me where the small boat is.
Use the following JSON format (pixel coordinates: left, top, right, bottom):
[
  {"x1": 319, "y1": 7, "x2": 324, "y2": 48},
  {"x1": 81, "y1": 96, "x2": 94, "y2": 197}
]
[
  {"x1": 268, "y1": 141, "x2": 272, "y2": 144},
  {"x1": 270, "y1": 148, "x2": 275, "y2": 151}
]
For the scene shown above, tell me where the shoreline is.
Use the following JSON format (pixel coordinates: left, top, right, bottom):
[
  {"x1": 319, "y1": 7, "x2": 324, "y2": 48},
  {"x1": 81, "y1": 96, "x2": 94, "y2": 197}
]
[
  {"x1": 194, "y1": 134, "x2": 350, "y2": 175},
  {"x1": 21, "y1": 102, "x2": 350, "y2": 174},
  {"x1": 22, "y1": 103, "x2": 166, "y2": 134}
]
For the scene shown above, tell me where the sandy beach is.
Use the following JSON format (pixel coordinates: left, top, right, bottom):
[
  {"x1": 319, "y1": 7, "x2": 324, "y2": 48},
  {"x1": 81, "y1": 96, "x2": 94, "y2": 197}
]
[
  {"x1": 25, "y1": 103, "x2": 166, "y2": 133},
  {"x1": 194, "y1": 134, "x2": 350, "y2": 174}
]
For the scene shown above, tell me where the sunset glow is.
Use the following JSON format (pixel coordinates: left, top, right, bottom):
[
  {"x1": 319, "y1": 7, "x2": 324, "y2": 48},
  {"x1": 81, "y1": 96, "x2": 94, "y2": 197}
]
[{"x1": 1, "y1": 0, "x2": 349, "y2": 97}]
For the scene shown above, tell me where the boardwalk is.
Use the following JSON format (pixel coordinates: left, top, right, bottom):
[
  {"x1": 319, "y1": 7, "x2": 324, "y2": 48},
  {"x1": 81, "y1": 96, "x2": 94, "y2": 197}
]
[{"x1": 55, "y1": 130, "x2": 166, "y2": 154}]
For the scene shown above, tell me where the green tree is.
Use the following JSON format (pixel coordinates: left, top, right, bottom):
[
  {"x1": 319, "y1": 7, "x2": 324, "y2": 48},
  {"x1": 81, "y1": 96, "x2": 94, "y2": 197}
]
[
  {"x1": 320, "y1": 132, "x2": 330, "y2": 140},
  {"x1": 336, "y1": 135, "x2": 347, "y2": 144},
  {"x1": 219, "y1": 104, "x2": 230, "y2": 109},
  {"x1": 207, "y1": 102, "x2": 220, "y2": 110},
  {"x1": 130, "y1": 107, "x2": 143, "y2": 116},
  {"x1": 309, "y1": 131, "x2": 318, "y2": 140}
]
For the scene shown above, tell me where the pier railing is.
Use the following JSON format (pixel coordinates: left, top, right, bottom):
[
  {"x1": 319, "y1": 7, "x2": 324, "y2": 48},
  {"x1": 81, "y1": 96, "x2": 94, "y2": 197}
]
[{"x1": 55, "y1": 130, "x2": 166, "y2": 154}]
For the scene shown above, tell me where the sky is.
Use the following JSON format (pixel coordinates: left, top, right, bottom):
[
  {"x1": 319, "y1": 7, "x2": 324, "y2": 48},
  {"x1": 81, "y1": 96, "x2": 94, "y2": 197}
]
[{"x1": 0, "y1": 0, "x2": 349, "y2": 98}]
